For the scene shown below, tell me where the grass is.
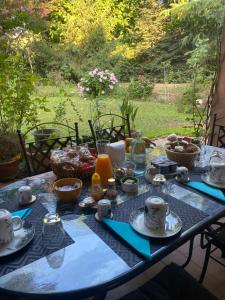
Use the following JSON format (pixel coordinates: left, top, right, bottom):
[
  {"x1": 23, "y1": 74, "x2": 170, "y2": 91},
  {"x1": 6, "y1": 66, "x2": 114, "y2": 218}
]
[{"x1": 34, "y1": 82, "x2": 193, "y2": 139}]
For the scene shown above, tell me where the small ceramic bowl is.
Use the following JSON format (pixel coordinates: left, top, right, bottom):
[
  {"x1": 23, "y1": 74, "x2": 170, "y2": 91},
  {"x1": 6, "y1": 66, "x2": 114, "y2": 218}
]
[
  {"x1": 53, "y1": 178, "x2": 83, "y2": 202},
  {"x1": 121, "y1": 176, "x2": 138, "y2": 193}
]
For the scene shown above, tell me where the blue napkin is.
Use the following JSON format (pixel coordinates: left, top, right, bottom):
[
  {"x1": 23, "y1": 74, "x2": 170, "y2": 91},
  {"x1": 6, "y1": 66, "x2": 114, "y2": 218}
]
[
  {"x1": 102, "y1": 217, "x2": 151, "y2": 260},
  {"x1": 11, "y1": 208, "x2": 32, "y2": 219},
  {"x1": 186, "y1": 181, "x2": 225, "y2": 203}
]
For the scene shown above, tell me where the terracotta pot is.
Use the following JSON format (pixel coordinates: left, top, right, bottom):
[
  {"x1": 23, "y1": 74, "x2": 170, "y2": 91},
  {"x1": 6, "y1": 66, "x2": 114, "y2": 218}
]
[{"x1": 0, "y1": 155, "x2": 21, "y2": 181}]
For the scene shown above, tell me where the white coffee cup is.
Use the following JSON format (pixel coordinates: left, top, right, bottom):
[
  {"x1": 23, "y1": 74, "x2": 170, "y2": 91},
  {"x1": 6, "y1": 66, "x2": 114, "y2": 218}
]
[
  {"x1": 144, "y1": 197, "x2": 169, "y2": 230},
  {"x1": 18, "y1": 186, "x2": 32, "y2": 204},
  {"x1": 0, "y1": 209, "x2": 23, "y2": 244},
  {"x1": 176, "y1": 167, "x2": 189, "y2": 183}
]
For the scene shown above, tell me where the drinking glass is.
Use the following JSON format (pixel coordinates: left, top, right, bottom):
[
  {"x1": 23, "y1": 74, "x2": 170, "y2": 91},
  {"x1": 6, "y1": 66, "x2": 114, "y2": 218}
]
[
  {"x1": 96, "y1": 139, "x2": 110, "y2": 154},
  {"x1": 42, "y1": 213, "x2": 65, "y2": 250}
]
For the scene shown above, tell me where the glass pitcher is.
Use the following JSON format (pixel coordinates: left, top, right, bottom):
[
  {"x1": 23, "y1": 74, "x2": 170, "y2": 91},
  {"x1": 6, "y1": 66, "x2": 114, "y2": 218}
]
[{"x1": 209, "y1": 151, "x2": 225, "y2": 185}]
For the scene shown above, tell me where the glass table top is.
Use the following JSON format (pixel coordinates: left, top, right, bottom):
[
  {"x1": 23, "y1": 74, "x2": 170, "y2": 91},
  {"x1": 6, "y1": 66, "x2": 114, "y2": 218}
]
[{"x1": 0, "y1": 145, "x2": 224, "y2": 296}]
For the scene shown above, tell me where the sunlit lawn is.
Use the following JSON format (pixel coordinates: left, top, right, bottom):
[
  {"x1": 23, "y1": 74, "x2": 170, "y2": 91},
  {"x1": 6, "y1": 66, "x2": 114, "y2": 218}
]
[{"x1": 35, "y1": 83, "x2": 193, "y2": 139}]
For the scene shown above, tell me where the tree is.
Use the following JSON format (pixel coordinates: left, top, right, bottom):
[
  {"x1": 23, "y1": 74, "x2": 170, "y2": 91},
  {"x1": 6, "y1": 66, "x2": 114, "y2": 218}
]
[
  {"x1": 165, "y1": 0, "x2": 225, "y2": 77},
  {"x1": 207, "y1": 17, "x2": 225, "y2": 144}
]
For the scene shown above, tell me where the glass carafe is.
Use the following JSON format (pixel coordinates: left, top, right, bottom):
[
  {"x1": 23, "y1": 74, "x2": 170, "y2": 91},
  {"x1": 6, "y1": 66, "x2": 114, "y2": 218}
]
[
  {"x1": 209, "y1": 151, "x2": 225, "y2": 185},
  {"x1": 131, "y1": 131, "x2": 146, "y2": 176}
]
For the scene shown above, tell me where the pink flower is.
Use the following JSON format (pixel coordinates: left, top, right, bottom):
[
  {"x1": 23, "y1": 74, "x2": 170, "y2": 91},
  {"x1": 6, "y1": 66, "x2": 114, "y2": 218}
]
[{"x1": 109, "y1": 85, "x2": 113, "y2": 90}]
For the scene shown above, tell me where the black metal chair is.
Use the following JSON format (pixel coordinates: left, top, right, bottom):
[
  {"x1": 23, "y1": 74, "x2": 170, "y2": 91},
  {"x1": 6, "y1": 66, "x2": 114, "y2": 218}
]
[
  {"x1": 199, "y1": 221, "x2": 225, "y2": 283},
  {"x1": 88, "y1": 113, "x2": 131, "y2": 143},
  {"x1": 17, "y1": 122, "x2": 80, "y2": 176},
  {"x1": 120, "y1": 263, "x2": 217, "y2": 300},
  {"x1": 209, "y1": 114, "x2": 225, "y2": 147}
]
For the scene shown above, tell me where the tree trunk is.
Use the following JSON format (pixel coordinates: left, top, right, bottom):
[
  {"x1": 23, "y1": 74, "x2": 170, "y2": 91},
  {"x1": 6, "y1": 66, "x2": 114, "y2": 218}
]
[{"x1": 207, "y1": 17, "x2": 225, "y2": 145}]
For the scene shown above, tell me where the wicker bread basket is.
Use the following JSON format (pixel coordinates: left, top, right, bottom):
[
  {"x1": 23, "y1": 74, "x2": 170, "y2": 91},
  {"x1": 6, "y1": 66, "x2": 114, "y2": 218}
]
[
  {"x1": 165, "y1": 143, "x2": 200, "y2": 169},
  {"x1": 51, "y1": 161, "x2": 95, "y2": 182}
]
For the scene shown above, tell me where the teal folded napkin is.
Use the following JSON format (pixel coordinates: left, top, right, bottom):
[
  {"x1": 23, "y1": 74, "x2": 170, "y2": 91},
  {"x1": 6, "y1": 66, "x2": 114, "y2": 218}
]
[
  {"x1": 11, "y1": 208, "x2": 32, "y2": 219},
  {"x1": 102, "y1": 217, "x2": 151, "y2": 260},
  {"x1": 186, "y1": 181, "x2": 225, "y2": 203}
]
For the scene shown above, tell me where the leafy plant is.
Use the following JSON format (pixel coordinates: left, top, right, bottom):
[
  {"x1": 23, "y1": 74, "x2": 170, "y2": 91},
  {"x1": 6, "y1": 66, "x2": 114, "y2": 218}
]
[
  {"x1": 128, "y1": 77, "x2": 154, "y2": 100},
  {"x1": 119, "y1": 95, "x2": 139, "y2": 131},
  {"x1": 0, "y1": 54, "x2": 48, "y2": 134},
  {"x1": 54, "y1": 88, "x2": 83, "y2": 123}
]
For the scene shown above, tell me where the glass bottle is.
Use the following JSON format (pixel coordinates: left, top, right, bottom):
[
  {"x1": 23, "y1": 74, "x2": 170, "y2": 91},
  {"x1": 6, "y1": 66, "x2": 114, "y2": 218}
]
[
  {"x1": 131, "y1": 131, "x2": 146, "y2": 176},
  {"x1": 91, "y1": 172, "x2": 104, "y2": 201},
  {"x1": 106, "y1": 178, "x2": 117, "y2": 203}
]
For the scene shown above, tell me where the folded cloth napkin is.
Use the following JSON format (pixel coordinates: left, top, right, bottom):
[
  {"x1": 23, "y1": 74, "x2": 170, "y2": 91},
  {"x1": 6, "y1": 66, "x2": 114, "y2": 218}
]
[
  {"x1": 11, "y1": 208, "x2": 32, "y2": 219},
  {"x1": 102, "y1": 217, "x2": 151, "y2": 260},
  {"x1": 185, "y1": 181, "x2": 225, "y2": 203}
]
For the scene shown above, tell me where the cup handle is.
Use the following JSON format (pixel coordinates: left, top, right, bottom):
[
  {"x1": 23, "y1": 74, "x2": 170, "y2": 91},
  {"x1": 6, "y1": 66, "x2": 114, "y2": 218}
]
[
  {"x1": 165, "y1": 203, "x2": 170, "y2": 216},
  {"x1": 12, "y1": 216, "x2": 23, "y2": 231}
]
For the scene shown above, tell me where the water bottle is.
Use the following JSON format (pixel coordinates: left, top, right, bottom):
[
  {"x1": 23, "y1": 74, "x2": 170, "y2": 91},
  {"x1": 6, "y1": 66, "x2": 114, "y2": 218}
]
[{"x1": 131, "y1": 131, "x2": 146, "y2": 176}]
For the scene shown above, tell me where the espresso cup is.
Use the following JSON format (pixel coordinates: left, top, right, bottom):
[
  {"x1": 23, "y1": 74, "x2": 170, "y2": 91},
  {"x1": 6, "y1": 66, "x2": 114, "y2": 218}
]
[
  {"x1": 97, "y1": 199, "x2": 111, "y2": 220},
  {"x1": 144, "y1": 197, "x2": 169, "y2": 230},
  {"x1": 0, "y1": 209, "x2": 23, "y2": 244},
  {"x1": 18, "y1": 186, "x2": 32, "y2": 204}
]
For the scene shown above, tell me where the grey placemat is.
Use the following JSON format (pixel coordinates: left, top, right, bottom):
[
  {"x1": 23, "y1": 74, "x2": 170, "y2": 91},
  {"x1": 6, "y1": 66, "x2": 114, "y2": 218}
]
[
  {"x1": 0, "y1": 196, "x2": 74, "y2": 277},
  {"x1": 85, "y1": 190, "x2": 209, "y2": 267}
]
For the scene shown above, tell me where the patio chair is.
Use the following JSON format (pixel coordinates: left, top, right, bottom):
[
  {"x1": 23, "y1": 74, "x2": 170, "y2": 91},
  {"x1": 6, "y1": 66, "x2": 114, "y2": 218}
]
[
  {"x1": 120, "y1": 263, "x2": 217, "y2": 300},
  {"x1": 208, "y1": 114, "x2": 225, "y2": 147},
  {"x1": 17, "y1": 122, "x2": 80, "y2": 176},
  {"x1": 199, "y1": 221, "x2": 225, "y2": 283},
  {"x1": 88, "y1": 113, "x2": 131, "y2": 143}
]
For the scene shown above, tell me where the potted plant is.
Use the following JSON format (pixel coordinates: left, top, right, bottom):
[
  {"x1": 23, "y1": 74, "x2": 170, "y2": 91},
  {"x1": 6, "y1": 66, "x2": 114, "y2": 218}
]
[
  {"x1": 119, "y1": 95, "x2": 139, "y2": 136},
  {"x1": 0, "y1": 54, "x2": 47, "y2": 179},
  {"x1": 0, "y1": 134, "x2": 21, "y2": 181}
]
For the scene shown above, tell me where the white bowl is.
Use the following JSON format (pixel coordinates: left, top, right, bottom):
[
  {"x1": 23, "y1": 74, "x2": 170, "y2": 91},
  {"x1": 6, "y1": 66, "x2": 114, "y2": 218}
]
[{"x1": 121, "y1": 176, "x2": 138, "y2": 193}]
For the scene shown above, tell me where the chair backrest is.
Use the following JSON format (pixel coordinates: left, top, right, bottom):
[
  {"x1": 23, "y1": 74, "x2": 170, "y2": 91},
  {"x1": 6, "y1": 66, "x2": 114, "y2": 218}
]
[
  {"x1": 209, "y1": 114, "x2": 225, "y2": 147},
  {"x1": 17, "y1": 122, "x2": 80, "y2": 175},
  {"x1": 88, "y1": 113, "x2": 131, "y2": 143}
]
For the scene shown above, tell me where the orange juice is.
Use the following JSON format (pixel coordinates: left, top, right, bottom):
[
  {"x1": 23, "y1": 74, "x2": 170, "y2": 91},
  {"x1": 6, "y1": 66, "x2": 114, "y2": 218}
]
[{"x1": 95, "y1": 154, "x2": 113, "y2": 188}]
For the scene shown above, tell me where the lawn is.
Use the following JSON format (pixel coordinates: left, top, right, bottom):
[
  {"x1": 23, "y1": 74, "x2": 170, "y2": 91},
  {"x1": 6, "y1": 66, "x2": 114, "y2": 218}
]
[{"x1": 35, "y1": 83, "x2": 193, "y2": 139}]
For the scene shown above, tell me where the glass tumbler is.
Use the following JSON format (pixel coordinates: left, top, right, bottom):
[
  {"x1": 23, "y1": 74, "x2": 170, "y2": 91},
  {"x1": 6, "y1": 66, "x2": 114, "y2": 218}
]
[
  {"x1": 96, "y1": 139, "x2": 110, "y2": 154},
  {"x1": 42, "y1": 213, "x2": 65, "y2": 251}
]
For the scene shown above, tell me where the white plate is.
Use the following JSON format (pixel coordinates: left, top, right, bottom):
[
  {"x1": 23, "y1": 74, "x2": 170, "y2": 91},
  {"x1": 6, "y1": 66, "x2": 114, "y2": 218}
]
[
  {"x1": 130, "y1": 208, "x2": 182, "y2": 238},
  {"x1": 201, "y1": 174, "x2": 225, "y2": 189},
  {"x1": 0, "y1": 222, "x2": 35, "y2": 257}
]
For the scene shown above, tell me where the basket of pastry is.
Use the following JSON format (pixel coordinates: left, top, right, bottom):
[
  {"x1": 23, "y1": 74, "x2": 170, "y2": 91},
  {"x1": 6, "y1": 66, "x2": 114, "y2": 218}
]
[
  {"x1": 165, "y1": 134, "x2": 200, "y2": 169},
  {"x1": 51, "y1": 145, "x2": 96, "y2": 181}
]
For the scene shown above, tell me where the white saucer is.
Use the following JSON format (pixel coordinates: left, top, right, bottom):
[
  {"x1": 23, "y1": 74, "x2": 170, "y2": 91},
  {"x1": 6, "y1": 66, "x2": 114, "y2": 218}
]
[
  {"x1": 95, "y1": 212, "x2": 113, "y2": 222},
  {"x1": 0, "y1": 222, "x2": 35, "y2": 257},
  {"x1": 19, "y1": 195, "x2": 36, "y2": 206},
  {"x1": 130, "y1": 208, "x2": 182, "y2": 238}
]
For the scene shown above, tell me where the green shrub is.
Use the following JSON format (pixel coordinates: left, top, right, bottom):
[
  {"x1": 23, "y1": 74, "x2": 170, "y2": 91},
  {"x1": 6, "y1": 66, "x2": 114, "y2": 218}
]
[
  {"x1": 0, "y1": 54, "x2": 48, "y2": 134},
  {"x1": 127, "y1": 77, "x2": 154, "y2": 100}
]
